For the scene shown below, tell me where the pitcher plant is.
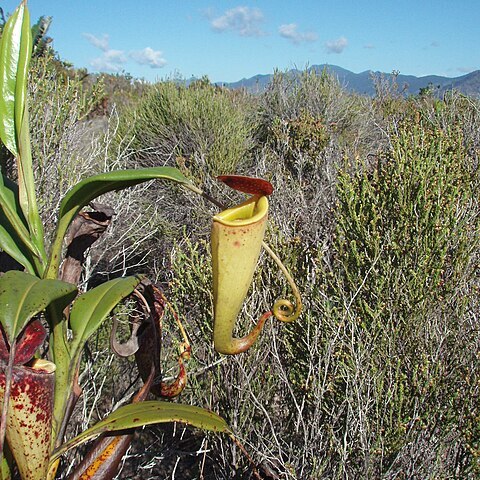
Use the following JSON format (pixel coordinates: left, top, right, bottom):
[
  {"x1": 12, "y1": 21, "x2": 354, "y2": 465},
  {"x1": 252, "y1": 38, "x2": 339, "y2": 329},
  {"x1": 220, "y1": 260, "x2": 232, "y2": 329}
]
[
  {"x1": 0, "y1": 2, "x2": 301, "y2": 479},
  {"x1": 211, "y1": 176, "x2": 302, "y2": 354}
]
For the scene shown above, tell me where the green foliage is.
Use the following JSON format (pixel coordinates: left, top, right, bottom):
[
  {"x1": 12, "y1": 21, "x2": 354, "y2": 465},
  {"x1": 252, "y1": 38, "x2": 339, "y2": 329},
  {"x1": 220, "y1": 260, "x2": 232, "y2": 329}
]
[
  {"x1": 29, "y1": 52, "x2": 105, "y2": 124},
  {"x1": 257, "y1": 68, "x2": 359, "y2": 145},
  {"x1": 91, "y1": 71, "x2": 150, "y2": 114},
  {"x1": 270, "y1": 109, "x2": 330, "y2": 174},
  {"x1": 0, "y1": 270, "x2": 76, "y2": 342},
  {"x1": 52, "y1": 401, "x2": 231, "y2": 464},
  {"x1": 0, "y1": 1, "x2": 31, "y2": 158},
  {"x1": 371, "y1": 70, "x2": 409, "y2": 119},
  {"x1": 334, "y1": 116, "x2": 476, "y2": 324},
  {"x1": 323, "y1": 113, "x2": 480, "y2": 475},
  {"x1": 69, "y1": 276, "x2": 142, "y2": 356},
  {"x1": 31, "y1": 15, "x2": 53, "y2": 58},
  {"x1": 115, "y1": 79, "x2": 254, "y2": 180},
  {"x1": 169, "y1": 237, "x2": 214, "y2": 335}
]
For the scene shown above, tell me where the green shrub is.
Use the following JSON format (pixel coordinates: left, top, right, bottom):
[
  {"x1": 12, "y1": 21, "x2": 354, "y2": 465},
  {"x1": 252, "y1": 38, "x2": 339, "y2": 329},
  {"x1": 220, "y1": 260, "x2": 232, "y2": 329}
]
[
  {"x1": 257, "y1": 68, "x2": 368, "y2": 153},
  {"x1": 83, "y1": 71, "x2": 150, "y2": 115},
  {"x1": 335, "y1": 116, "x2": 476, "y2": 324},
  {"x1": 114, "y1": 78, "x2": 254, "y2": 181},
  {"x1": 325, "y1": 113, "x2": 480, "y2": 475},
  {"x1": 269, "y1": 109, "x2": 330, "y2": 176}
]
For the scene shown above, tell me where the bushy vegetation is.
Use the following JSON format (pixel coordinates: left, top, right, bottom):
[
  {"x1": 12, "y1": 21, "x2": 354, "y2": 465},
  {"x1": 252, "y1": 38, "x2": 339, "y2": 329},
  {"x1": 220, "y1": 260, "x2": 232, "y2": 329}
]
[
  {"x1": 114, "y1": 77, "x2": 254, "y2": 181},
  {"x1": 13, "y1": 55, "x2": 480, "y2": 478}
]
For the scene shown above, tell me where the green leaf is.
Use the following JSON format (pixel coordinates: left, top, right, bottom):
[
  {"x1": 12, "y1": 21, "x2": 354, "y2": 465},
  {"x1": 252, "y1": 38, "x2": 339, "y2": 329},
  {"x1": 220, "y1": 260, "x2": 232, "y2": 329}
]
[
  {"x1": 46, "y1": 167, "x2": 191, "y2": 279},
  {"x1": 14, "y1": 6, "x2": 31, "y2": 137},
  {"x1": 16, "y1": 98, "x2": 46, "y2": 269},
  {"x1": 0, "y1": 175, "x2": 37, "y2": 273},
  {"x1": 0, "y1": 2, "x2": 32, "y2": 157},
  {"x1": 58, "y1": 167, "x2": 189, "y2": 225},
  {"x1": 0, "y1": 271, "x2": 77, "y2": 343},
  {"x1": 69, "y1": 275, "x2": 143, "y2": 356},
  {"x1": 51, "y1": 401, "x2": 231, "y2": 463},
  {"x1": 0, "y1": 211, "x2": 35, "y2": 273},
  {"x1": 0, "y1": 3, "x2": 45, "y2": 271},
  {"x1": 9, "y1": 4, "x2": 45, "y2": 267}
]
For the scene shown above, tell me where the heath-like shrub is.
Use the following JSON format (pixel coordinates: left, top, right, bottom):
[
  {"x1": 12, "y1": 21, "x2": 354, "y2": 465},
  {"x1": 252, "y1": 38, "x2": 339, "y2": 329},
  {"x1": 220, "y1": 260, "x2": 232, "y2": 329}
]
[{"x1": 115, "y1": 78, "x2": 254, "y2": 181}]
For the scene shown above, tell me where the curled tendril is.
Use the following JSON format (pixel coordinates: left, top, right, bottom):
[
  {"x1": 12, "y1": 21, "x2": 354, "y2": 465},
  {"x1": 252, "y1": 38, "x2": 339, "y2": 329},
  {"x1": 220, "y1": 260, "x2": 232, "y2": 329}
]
[
  {"x1": 262, "y1": 240, "x2": 302, "y2": 324},
  {"x1": 273, "y1": 299, "x2": 300, "y2": 323},
  {"x1": 153, "y1": 288, "x2": 191, "y2": 398}
]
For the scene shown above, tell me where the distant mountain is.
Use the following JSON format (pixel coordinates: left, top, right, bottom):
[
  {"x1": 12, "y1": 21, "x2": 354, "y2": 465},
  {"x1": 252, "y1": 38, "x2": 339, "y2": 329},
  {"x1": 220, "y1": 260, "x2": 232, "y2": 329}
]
[{"x1": 217, "y1": 65, "x2": 480, "y2": 97}]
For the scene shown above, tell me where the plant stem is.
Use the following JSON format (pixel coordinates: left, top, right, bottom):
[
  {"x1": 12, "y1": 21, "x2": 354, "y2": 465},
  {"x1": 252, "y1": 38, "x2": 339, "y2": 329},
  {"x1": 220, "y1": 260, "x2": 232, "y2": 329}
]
[
  {"x1": 48, "y1": 305, "x2": 73, "y2": 448},
  {"x1": 229, "y1": 433, "x2": 262, "y2": 480},
  {"x1": 183, "y1": 182, "x2": 225, "y2": 209},
  {"x1": 261, "y1": 241, "x2": 303, "y2": 322}
]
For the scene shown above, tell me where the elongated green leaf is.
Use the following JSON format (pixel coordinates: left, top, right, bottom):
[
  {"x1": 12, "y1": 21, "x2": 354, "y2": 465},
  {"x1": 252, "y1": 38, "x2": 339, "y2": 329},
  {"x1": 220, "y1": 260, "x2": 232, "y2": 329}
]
[
  {"x1": 0, "y1": 2, "x2": 45, "y2": 270},
  {"x1": 69, "y1": 275, "x2": 142, "y2": 355},
  {"x1": 58, "y1": 167, "x2": 189, "y2": 224},
  {"x1": 0, "y1": 271, "x2": 77, "y2": 343},
  {"x1": 46, "y1": 167, "x2": 191, "y2": 279},
  {"x1": 14, "y1": 4, "x2": 31, "y2": 143},
  {"x1": 0, "y1": 214, "x2": 35, "y2": 273},
  {"x1": 0, "y1": 2, "x2": 31, "y2": 156},
  {"x1": 51, "y1": 401, "x2": 231, "y2": 463},
  {"x1": 0, "y1": 3, "x2": 44, "y2": 270},
  {"x1": 0, "y1": 175, "x2": 37, "y2": 272},
  {"x1": 17, "y1": 99, "x2": 46, "y2": 269}
]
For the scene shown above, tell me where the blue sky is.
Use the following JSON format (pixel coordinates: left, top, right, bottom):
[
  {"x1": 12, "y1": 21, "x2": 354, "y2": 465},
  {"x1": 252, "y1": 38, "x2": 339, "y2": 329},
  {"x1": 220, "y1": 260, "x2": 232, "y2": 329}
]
[{"x1": 2, "y1": 1, "x2": 479, "y2": 82}]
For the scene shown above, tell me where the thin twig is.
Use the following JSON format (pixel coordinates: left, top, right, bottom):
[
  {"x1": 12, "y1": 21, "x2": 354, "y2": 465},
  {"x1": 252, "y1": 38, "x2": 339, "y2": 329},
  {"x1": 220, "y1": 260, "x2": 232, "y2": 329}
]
[{"x1": 229, "y1": 433, "x2": 262, "y2": 480}]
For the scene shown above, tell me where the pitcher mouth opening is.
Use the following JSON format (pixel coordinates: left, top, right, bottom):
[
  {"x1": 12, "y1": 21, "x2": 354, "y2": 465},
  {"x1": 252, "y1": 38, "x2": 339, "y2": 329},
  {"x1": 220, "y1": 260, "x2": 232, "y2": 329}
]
[{"x1": 213, "y1": 195, "x2": 268, "y2": 227}]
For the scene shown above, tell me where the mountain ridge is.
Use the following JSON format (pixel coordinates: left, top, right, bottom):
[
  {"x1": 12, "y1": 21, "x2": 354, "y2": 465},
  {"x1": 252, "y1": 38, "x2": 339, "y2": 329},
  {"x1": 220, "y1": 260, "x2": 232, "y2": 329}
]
[{"x1": 217, "y1": 65, "x2": 480, "y2": 96}]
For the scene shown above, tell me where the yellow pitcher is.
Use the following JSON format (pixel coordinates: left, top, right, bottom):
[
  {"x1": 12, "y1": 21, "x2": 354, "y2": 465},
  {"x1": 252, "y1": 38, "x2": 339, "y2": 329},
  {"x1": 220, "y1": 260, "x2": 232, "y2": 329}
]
[{"x1": 211, "y1": 176, "x2": 302, "y2": 355}]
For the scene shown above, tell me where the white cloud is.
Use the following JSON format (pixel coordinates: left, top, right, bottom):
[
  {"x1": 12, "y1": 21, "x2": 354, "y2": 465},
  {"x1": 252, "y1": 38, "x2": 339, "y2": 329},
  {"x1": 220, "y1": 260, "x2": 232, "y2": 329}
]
[
  {"x1": 130, "y1": 47, "x2": 167, "y2": 69},
  {"x1": 279, "y1": 23, "x2": 317, "y2": 44},
  {"x1": 84, "y1": 32, "x2": 167, "y2": 72},
  {"x1": 83, "y1": 33, "x2": 110, "y2": 52},
  {"x1": 84, "y1": 32, "x2": 126, "y2": 72},
  {"x1": 104, "y1": 50, "x2": 126, "y2": 63},
  {"x1": 90, "y1": 49, "x2": 127, "y2": 73},
  {"x1": 325, "y1": 36, "x2": 348, "y2": 54},
  {"x1": 211, "y1": 6, "x2": 265, "y2": 37}
]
